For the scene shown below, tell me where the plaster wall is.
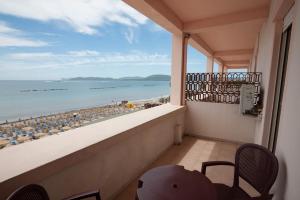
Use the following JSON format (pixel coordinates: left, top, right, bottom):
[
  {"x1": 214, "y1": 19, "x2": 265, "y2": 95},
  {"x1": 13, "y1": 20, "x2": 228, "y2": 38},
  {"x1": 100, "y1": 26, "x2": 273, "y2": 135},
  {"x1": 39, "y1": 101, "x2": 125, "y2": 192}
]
[
  {"x1": 252, "y1": 14, "x2": 279, "y2": 145},
  {"x1": 0, "y1": 105, "x2": 185, "y2": 200},
  {"x1": 185, "y1": 101, "x2": 256, "y2": 143},
  {"x1": 250, "y1": 0, "x2": 300, "y2": 198},
  {"x1": 271, "y1": 0, "x2": 300, "y2": 199}
]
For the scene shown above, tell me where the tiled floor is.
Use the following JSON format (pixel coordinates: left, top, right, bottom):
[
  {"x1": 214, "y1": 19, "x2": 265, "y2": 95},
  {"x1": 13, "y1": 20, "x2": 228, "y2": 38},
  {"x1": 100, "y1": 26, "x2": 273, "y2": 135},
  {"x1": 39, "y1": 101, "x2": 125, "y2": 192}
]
[{"x1": 115, "y1": 136, "x2": 258, "y2": 200}]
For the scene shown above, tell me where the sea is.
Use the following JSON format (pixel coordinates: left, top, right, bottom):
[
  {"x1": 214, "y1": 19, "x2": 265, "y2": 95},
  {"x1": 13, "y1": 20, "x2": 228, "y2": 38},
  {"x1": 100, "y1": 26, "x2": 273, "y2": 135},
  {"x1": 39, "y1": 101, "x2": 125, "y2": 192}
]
[{"x1": 0, "y1": 80, "x2": 170, "y2": 123}]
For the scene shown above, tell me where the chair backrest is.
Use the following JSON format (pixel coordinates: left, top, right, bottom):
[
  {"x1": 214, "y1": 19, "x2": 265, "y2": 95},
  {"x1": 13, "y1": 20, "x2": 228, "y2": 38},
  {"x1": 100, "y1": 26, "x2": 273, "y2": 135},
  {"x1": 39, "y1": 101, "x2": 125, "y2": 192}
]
[
  {"x1": 7, "y1": 184, "x2": 49, "y2": 200},
  {"x1": 233, "y1": 143, "x2": 279, "y2": 196}
]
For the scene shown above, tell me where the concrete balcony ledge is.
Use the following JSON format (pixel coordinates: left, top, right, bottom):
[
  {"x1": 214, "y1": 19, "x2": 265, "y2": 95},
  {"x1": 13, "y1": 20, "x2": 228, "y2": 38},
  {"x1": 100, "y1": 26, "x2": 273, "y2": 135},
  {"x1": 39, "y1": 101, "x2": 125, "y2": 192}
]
[{"x1": 0, "y1": 104, "x2": 185, "y2": 199}]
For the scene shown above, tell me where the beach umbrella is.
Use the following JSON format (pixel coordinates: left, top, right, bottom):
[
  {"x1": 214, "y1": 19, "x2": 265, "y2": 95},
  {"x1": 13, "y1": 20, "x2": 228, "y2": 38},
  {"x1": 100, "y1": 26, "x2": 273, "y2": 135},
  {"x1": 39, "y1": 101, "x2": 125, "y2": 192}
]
[
  {"x1": 62, "y1": 126, "x2": 72, "y2": 131},
  {"x1": 33, "y1": 132, "x2": 47, "y2": 139},
  {"x1": 22, "y1": 127, "x2": 34, "y2": 131},
  {"x1": 0, "y1": 139, "x2": 9, "y2": 148},
  {"x1": 17, "y1": 136, "x2": 30, "y2": 143},
  {"x1": 49, "y1": 129, "x2": 60, "y2": 134}
]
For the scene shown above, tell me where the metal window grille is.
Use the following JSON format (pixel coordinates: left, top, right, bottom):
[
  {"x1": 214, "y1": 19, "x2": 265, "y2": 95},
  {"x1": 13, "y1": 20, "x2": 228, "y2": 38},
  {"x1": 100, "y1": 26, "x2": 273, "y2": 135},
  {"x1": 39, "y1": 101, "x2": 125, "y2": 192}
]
[{"x1": 185, "y1": 72, "x2": 262, "y2": 104}]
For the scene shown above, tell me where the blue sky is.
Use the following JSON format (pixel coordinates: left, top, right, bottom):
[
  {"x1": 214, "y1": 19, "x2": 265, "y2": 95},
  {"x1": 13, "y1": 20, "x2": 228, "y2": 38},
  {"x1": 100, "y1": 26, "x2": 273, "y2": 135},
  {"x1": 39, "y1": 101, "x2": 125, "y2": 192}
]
[{"x1": 0, "y1": 0, "x2": 207, "y2": 80}]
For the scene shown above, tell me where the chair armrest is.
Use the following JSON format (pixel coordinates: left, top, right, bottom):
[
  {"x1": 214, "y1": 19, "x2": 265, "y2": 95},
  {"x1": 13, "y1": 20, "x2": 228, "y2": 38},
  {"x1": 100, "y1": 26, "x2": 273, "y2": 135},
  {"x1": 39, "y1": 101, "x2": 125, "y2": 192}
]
[
  {"x1": 63, "y1": 190, "x2": 101, "y2": 200},
  {"x1": 201, "y1": 161, "x2": 235, "y2": 174}
]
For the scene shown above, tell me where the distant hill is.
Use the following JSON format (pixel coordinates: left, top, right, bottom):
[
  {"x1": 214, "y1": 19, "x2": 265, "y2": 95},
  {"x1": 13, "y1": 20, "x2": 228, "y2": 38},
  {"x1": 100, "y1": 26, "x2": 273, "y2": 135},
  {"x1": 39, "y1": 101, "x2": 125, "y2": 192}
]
[
  {"x1": 142, "y1": 75, "x2": 171, "y2": 81},
  {"x1": 66, "y1": 77, "x2": 114, "y2": 81},
  {"x1": 119, "y1": 76, "x2": 144, "y2": 80},
  {"x1": 65, "y1": 74, "x2": 170, "y2": 81}
]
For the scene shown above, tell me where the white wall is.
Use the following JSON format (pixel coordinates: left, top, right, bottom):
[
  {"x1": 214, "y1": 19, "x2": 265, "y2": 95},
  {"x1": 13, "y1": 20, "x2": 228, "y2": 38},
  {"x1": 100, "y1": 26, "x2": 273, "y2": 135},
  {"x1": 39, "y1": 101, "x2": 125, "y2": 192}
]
[
  {"x1": 251, "y1": 0, "x2": 296, "y2": 147},
  {"x1": 272, "y1": 0, "x2": 300, "y2": 199},
  {"x1": 43, "y1": 112, "x2": 184, "y2": 200},
  {"x1": 252, "y1": 10, "x2": 280, "y2": 145},
  {"x1": 251, "y1": 0, "x2": 300, "y2": 198},
  {"x1": 0, "y1": 105, "x2": 185, "y2": 200},
  {"x1": 185, "y1": 101, "x2": 256, "y2": 143}
]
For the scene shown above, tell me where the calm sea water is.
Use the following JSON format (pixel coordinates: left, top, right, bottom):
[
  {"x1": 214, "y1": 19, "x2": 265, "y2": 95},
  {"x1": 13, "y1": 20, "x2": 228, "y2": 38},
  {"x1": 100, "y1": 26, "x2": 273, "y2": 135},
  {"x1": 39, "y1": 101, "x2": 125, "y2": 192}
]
[{"x1": 0, "y1": 80, "x2": 170, "y2": 123}]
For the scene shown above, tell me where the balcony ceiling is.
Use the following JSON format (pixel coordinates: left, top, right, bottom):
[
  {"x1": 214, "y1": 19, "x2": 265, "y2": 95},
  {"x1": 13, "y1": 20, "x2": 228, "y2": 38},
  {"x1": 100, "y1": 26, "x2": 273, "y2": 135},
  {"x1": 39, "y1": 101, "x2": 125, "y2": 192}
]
[
  {"x1": 124, "y1": 0, "x2": 271, "y2": 67},
  {"x1": 162, "y1": 0, "x2": 270, "y2": 22},
  {"x1": 197, "y1": 19, "x2": 265, "y2": 52}
]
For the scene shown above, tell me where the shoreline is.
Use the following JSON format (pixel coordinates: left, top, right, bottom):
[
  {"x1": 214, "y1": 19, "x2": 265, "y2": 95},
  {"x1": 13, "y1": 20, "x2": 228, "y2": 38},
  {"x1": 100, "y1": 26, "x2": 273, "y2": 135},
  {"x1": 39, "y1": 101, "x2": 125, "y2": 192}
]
[
  {"x1": 0, "y1": 95, "x2": 170, "y2": 125},
  {"x1": 0, "y1": 96, "x2": 170, "y2": 149}
]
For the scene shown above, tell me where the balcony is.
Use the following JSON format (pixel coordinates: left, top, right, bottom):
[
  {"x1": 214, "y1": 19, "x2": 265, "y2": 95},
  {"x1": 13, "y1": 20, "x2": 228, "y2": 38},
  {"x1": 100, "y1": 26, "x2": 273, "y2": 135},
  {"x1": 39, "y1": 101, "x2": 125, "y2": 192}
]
[
  {"x1": 0, "y1": 102, "x2": 259, "y2": 199},
  {"x1": 116, "y1": 136, "x2": 259, "y2": 200},
  {"x1": 0, "y1": 104, "x2": 186, "y2": 199},
  {"x1": 0, "y1": 0, "x2": 299, "y2": 199}
]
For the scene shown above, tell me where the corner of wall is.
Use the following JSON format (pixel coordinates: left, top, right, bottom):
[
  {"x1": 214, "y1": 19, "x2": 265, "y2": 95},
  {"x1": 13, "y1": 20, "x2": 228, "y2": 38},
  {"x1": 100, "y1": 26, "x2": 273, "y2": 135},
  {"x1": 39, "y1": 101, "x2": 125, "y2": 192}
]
[{"x1": 252, "y1": 12, "x2": 283, "y2": 146}]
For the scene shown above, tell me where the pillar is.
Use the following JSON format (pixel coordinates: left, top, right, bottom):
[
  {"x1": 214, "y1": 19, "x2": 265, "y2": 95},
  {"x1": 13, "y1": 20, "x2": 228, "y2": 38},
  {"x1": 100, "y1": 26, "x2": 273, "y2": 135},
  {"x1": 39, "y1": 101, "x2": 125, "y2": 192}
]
[
  {"x1": 170, "y1": 33, "x2": 189, "y2": 106},
  {"x1": 206, "y1": 56, "x2": 214, "y2": 73},
  {"x1": 218, "y1": 63, "x2": 224, "y2": 73}
]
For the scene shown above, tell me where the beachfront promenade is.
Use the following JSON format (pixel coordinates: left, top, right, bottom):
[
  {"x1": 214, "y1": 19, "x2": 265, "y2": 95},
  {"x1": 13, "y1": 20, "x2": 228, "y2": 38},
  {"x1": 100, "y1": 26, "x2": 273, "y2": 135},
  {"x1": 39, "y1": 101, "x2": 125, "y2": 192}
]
[{"x1": 0, "y1": 97, "x2": 169, "y2": 149}]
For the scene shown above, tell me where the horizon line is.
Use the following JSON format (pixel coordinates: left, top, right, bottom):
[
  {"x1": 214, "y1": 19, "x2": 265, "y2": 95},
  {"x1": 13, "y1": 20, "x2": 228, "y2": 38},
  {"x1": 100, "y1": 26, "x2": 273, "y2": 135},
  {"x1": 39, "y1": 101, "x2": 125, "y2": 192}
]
[{"x1": 0, "y1": 74, "x2": 171, "y2": 81}]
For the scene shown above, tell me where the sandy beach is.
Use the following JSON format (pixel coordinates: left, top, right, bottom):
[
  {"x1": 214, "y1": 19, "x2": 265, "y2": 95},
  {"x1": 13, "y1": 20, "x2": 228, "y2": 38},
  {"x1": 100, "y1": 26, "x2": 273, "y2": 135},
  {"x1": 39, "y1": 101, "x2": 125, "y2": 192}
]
[{"x1": 0, "y1": 96, "x2": 170, "y2": 149}]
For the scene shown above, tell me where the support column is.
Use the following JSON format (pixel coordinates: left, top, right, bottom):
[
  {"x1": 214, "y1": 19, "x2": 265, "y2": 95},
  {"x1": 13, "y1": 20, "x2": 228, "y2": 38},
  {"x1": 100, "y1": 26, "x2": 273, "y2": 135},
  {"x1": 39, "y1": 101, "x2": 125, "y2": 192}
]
[
  {"x1": 206, "y1": 56, "x2": 214, "y2": 73},
  {"x1": 170, "y1": 33, "x2": 189, "y2": 106},
  {"x1": 218, "y1": 63, "x2": 224, "y2": 73}
]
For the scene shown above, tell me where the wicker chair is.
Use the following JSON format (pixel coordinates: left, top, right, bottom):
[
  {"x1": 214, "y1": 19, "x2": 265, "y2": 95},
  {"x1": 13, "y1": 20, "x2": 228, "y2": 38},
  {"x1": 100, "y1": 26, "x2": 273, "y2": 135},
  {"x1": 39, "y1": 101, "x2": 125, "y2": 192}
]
[
  {"x1": 7, "y1": 184, "x2": 101, "y2": 200},
  {"x1": 201, "y1": 143, "x2": 279, "y2": 200}
]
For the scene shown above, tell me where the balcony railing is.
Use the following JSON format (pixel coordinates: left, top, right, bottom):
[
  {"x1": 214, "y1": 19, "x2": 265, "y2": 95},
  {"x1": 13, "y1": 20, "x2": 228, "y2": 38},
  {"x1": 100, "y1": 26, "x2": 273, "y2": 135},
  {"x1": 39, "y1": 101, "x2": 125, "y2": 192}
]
[
  {"x1": 0, "y1": 104, "x2": 185, "y2": 200},
  {"x1": 185, "y1": 72, "x2": 262, "y2": 104}
]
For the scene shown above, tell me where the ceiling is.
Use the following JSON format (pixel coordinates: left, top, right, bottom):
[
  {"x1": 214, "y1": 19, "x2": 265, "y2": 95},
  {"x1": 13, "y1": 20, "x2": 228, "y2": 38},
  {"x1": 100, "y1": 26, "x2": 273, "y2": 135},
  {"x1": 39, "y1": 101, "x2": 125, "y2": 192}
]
[
  {"x1": 162, "y1": 0, "x2": 270, "y2": 21},
  {"x1": 124, "y1": 0, "x2": 272, "y2": 67},
  {"x1": 197, "y1": 19, "x2": 264, "y2": 52}
]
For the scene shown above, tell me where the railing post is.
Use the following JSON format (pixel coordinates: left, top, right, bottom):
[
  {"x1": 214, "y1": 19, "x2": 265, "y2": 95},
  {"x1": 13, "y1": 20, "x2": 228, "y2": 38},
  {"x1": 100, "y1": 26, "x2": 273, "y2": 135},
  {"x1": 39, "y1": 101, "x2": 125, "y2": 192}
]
[{"x1": 170, "y1": 33, "x2": 190, "y2": 106}]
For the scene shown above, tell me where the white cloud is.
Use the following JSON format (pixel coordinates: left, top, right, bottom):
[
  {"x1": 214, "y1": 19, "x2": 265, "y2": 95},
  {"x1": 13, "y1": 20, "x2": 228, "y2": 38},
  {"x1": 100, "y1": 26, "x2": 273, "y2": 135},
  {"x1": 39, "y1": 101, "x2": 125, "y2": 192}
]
[
  {"x1": 0, "y1": 50, "x2": 170, "y2": 70},
  {"x1": 0, "y1": 21, "x2": 48, "y2": 47},
  {"x1": 0, "y1": 21, "x2": 19, "y2": 33},
  {"x1": 67, "y1": 50, "x2": 100, "y2": 57},
  {"x1": 124, "y1": 29, "x2": 135, "y2": 44},
  {"x1": 0, "y1": 0, "x2": 148, "y2": 35},
  {"x1": 0, "y1": 35, "x2": 48, "y2": 47},
  {"x1": 8, "y1": 52, "x2": 55, "y2": 60}
]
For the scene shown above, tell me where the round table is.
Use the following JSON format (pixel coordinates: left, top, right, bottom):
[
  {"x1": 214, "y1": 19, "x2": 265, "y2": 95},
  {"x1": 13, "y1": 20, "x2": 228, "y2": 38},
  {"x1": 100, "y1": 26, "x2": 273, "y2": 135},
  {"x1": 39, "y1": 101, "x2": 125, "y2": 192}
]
[{"x1": 136, "y1": 165, "x2": 217, "y2": 200}]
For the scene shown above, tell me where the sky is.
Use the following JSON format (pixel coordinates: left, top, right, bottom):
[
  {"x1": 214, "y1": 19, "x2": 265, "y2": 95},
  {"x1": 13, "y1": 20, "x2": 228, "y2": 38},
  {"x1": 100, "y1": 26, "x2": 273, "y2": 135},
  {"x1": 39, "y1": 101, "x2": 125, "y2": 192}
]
[{"x1": 0, "y1": 0, "x2": 207, "y2": 80}]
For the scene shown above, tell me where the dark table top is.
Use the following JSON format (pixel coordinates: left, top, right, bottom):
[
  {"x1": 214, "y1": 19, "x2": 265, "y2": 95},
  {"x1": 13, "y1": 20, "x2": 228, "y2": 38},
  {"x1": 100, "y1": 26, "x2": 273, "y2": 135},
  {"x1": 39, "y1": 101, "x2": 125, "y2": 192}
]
[{"x1": 136, "y1": 165, "x2": 217, "y2": 200}]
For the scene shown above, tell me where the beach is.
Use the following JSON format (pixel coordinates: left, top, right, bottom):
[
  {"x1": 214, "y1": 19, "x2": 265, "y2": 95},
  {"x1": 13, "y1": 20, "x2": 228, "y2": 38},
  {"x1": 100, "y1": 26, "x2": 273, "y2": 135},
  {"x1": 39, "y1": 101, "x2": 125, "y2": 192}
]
[{"x1": 0, "y1": 96, "x2": 170, "y2": 149}]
